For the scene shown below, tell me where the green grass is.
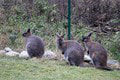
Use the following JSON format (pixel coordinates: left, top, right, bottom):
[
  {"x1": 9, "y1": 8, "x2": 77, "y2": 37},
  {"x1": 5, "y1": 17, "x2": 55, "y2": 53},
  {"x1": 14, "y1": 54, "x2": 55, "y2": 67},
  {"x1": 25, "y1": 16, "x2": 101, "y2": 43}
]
[{"x1": 0, "y1": 56, "x2": 120, "y2": 80}]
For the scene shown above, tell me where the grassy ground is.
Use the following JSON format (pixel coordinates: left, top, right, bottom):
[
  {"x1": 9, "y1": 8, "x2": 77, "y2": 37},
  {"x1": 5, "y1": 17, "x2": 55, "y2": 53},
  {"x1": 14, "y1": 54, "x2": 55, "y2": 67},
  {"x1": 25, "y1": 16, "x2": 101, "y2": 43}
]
[{"x1": 0, "y1": 56, "x2": 120, "y2": 80}]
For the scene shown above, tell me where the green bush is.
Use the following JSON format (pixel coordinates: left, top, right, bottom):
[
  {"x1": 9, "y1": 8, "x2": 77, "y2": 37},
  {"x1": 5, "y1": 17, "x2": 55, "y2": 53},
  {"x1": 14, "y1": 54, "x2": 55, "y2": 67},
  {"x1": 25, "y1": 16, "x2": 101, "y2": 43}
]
[{"x1": 110, "y1": 32, "x2": 120, "y2": 61}]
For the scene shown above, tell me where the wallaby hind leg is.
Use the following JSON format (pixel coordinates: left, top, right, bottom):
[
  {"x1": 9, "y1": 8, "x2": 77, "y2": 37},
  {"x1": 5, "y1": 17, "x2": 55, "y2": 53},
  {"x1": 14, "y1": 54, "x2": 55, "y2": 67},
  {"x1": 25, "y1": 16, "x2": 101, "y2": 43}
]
[
  {"x1": 68, "y1": 57, "x2": 75, "y2": 66},
  {"x1": 37, "y1": 52, "x2": 43, "y2": 58},
  {"x1": 27, "y1": 49, "x2": 34, "y2": 58},
  {"x1": 76, "y1": 58, "x2": 84, "y2": 67},
  {"x1": 79, "y1": 62, "x2": 84, "y2": 67},
  {"x1": 92, "y1": 58, "x2": 101, "y2": 68},
  {"x1": 68, "y1": 57, "x2": 83, "y2": 67}
]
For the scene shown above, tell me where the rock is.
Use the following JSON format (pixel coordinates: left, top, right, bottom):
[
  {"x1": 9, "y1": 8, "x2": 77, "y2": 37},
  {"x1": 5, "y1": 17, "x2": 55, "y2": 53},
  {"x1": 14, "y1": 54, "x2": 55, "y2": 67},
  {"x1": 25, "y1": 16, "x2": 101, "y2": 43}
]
[
  {"x1": 0, "y1": 50, "x2": 6, "y2": 55},
  {"x1": 107, "y1": 59, "x2": 120, "y2": 68},
  {"x1": 5, "y1": 51, "x2": 19, "y2": 57},
  {"x1": 64, "y1": 56, "x2": 68, "y2": 61},
  {"x1": 63, "y1": 54, "x2": 68, "y2": 61},
  {"x1": 19, "y1": 51, "x2": 29, "y2": 58},
  {"x1": 43, "y1": 50, "x2": 56, "y2": 59},
  {"x1": 84, "y1": 54, "x2": 92, "y2": 62},
  {"x1": 4, "y1": 47, "x2": 12, "y2": 52}
]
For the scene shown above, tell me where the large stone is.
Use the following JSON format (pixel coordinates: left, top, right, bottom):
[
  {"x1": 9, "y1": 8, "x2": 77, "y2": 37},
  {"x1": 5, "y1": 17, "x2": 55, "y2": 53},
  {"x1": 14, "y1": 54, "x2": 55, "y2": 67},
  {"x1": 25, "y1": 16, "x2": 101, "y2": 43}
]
[
  {"x1": 5, "y1": 51, "x2": 19, "y2": 57},
  {"x1": 4, "y1": 47, "x2": 12, "y2": 52},
  {"x1": 43, "y1": 50, "x2": 56, "y2": 59},
  {"x1": 19, "y1": 51, "x2": 29, "y2": 58},
  {"x1": 84, "y1": 54, "x2": 92, "y2": 62},
  {"x1": 107, "y1": 59, "x2": 120, "y2": 68}
]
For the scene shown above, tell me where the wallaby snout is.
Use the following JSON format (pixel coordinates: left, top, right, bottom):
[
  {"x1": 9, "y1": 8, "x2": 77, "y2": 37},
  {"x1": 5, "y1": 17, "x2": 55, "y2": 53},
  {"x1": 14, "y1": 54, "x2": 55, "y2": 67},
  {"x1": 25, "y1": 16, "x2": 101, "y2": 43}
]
[
  {"x1": 22, "y1": 28, "x2": 31, "y2": 37},
  {"x1": 82, "y1": 32, "x2": 93, "y2": 42}
]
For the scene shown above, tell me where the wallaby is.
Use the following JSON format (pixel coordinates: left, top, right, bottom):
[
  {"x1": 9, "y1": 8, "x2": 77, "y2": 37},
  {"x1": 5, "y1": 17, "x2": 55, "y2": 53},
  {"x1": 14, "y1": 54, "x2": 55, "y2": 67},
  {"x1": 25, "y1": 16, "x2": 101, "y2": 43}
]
[
  {"x1": 22, "y1": 29, "x2": 45, "y2": 58},
  {"x1": 82, "y1": 32, "x2": 112, "y2": 71},
  {"x1": 56, "y1": 33, "x2": 84, "y2": 67}
]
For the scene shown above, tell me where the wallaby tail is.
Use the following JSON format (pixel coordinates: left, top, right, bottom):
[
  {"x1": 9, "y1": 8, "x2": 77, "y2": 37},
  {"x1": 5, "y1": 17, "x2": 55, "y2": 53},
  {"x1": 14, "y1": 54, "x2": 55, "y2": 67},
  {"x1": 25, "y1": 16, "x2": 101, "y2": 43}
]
[{"x1": 96, "y1": 66, "x2": 113, "y2": 71}]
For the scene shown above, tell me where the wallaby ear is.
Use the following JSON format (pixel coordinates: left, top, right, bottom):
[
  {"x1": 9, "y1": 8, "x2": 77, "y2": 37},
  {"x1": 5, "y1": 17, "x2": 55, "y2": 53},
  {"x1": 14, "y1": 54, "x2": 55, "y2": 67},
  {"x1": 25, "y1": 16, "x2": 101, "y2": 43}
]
[
  {"x1": 27, "y1": 28, "x2": 31, "y2": 33},
  {"x1": 87, "y1": 32, "x2": 93, "y2": 37},
  {"x1": 82, "y1": 35, "x2": 85, "y2": 42},
  {"x1": 56, "y1": 33, "x2": 60, "y2": 38}
]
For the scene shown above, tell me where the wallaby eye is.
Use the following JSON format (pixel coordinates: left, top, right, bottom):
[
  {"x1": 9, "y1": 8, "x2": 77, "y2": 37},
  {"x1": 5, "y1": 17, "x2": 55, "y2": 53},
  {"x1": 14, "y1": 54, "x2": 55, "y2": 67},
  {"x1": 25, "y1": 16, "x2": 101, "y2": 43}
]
[
  {"x1": 85, "y1": 37, "x2": 88, "y2": 40},
  {"x1": 82, "y1": 36, "x2": 89, "y2": 42},
  {"x1": 22, "y1": 32, "x2": 28, "y2": 37}
]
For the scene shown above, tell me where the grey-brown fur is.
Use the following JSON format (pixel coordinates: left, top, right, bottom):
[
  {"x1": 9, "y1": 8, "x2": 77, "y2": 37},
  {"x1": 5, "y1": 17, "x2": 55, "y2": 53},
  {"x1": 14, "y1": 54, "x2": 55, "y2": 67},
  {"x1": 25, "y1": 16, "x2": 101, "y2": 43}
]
[
  {"x1": 82, "y1": 32, "x2": 112, "y2": 70},
  {"x1": 22, "y1": 29, "x2": 45, "y2": 58},
  {"x1": 56, "y1": 34, "x2": 84, "y2": 67}
]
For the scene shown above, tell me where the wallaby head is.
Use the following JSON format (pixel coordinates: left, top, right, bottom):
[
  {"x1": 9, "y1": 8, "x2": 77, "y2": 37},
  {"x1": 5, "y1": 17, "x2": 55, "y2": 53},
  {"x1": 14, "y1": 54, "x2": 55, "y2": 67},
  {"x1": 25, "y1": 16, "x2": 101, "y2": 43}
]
[
  {"x1": 56, "y1": 33, "x2": 65, "y2": 50},
  {"x1": 22, "y1": 29, "x2": 32, "y2": 37},
  {"x1": 82, "y1": 32, "x2": 93, "y2": 42}
]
